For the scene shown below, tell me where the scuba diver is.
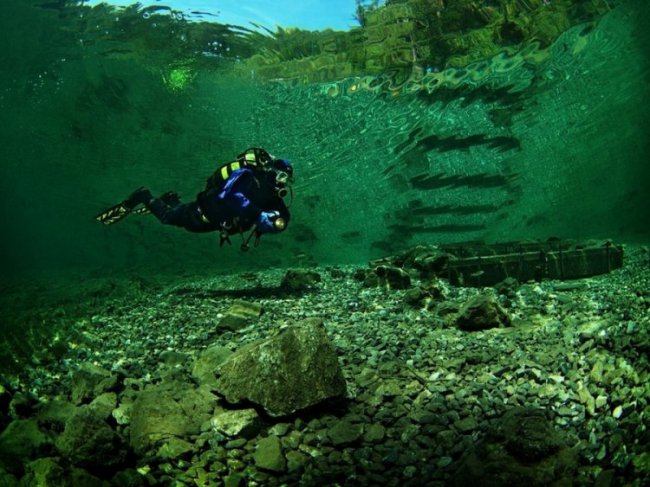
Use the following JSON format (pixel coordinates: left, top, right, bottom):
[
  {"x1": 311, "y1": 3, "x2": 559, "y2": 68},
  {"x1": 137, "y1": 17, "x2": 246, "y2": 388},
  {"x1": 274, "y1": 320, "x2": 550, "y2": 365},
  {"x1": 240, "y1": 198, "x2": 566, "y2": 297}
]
[{"x1": 95, "y1": 148, "x2": 293, "y2": 251}]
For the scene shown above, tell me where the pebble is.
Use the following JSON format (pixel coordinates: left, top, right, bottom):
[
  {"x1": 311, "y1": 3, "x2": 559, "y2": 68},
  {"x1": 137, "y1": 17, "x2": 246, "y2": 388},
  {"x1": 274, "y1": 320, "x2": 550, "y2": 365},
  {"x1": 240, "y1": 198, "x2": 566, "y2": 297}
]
[
  {"x1": 327, "y1": 420, "x2": 364, "y2": 446},
  {"x1": 454, "y1": 417, "x2": 478, "y2": 433},
  {"x1": 254, "y1": 436, "x2": 286, "y2": 473},
  {"x1": 363, "y1": 423, "x2": 385, "y2": 443},
  {"x1": 225, "y1": 439, "x2": 248, "y2": 450}
]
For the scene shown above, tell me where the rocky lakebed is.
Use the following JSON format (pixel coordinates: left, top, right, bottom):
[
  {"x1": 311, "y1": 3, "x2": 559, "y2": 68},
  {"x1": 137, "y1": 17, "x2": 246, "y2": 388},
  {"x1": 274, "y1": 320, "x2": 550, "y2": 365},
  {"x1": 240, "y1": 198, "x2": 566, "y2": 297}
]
[{"x1": 0, "y1": 244, "x2": 649, "y2": 486}]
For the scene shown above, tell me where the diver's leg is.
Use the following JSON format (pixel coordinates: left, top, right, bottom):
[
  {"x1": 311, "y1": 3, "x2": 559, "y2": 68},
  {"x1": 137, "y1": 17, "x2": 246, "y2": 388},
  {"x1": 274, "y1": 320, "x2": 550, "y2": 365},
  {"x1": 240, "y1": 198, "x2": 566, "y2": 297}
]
[
  {"x1": 149, "y1": 200, "x2": 215, "y2": 233},
  {"x1": 160, "y1": 191, "x2": 181, "y2": 206},
  {"x1": 121, "y1": 187, "x2": 153, "y2": 209},
  {"x1": 122, "y1": 187, "x2": 185, "y2": 228},
  {"x1": 145, "y1": 196, "x2": 215, "y2": 235},
  {"x1": 126, "y1": 189, "x2": 209, "y2": 232},
  {"x1": 146, "y1": 199, "x2": 192, "y2": 228}
]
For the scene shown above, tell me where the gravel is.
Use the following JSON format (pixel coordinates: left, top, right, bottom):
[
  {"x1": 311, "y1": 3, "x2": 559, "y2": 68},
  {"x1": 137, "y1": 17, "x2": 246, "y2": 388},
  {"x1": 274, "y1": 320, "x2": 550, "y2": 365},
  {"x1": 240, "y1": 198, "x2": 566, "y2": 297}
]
[{"x1": 1, "y1": 245, "x2": 649, "y2": 486}]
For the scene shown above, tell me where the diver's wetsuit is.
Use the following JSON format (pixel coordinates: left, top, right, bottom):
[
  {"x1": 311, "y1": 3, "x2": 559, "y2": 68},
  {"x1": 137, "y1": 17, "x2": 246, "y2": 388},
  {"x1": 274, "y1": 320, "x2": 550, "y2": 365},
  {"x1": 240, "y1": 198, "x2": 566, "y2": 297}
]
[{"x1": 143, "y1": 167, "x2": 290, "y2": 235}]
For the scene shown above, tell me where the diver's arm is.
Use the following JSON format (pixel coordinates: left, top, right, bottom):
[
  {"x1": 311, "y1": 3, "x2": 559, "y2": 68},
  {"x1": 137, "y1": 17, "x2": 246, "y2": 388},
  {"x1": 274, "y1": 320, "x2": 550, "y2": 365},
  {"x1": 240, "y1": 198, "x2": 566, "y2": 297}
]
[
  {"x1": 219, "y1": 169, "x2": 288, "y2": 233},
  {"x1": 275, "y1": 200, "x2": 290, "y2": 230}
]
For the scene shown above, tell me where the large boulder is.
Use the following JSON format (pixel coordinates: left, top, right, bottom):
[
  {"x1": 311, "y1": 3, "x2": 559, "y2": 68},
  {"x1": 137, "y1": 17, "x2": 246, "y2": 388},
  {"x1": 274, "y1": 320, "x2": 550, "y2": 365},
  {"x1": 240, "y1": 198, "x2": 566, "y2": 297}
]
[
  {"x1": 254, "y1": 436, "x2": 286, "y2": 473},
  {"x1": 0, "y1": 467, "x2": 17, "y2": 487},
  {"x1": 374, "y1": 265, "x2": 412, "y2": 289},
  {"x1": 17, "y1": 459, "x2": 107, "y2": 487},
  {"x1": 20, "y1": 458, "x2": 64, "y2": 487},
  {"x1": 214, "y1": 318, "x2": 347, "y2": 417},
  {"x1": 56, "y1": 405, "x2": 127, "y2": 470},
  {"x1": 280, "y1": 269, "x2": 322, "y2": 292},
  {"x1": 454, "y1": 295, "x2": 511, "y2": 331},
  {"x1": 70, "y1": 363, "x2": 118, "y2": 405},
  {"x1": 36, "y1": 399, "x2": 77, "y2": 428},
  {"x1": 211, "y1": 408, "x2": 261, "y2": 439},
  {"x1": 191, "y1": 345, "x2": 233, "y2": 388},
  {"x1": 217, "y1": 300, "x2": 263, "y2": 332},
  {"x1": 452, "y1": 407, "x2": 578, "y2": 486},
  {"x1": 129, "y1": 382, "x2": 217, "y2": 455},
  {"x1": 0, "y1": 419, "x2": 53, "y2": 472},
  {"x1": 88, "y1": 392, "x2": 117, "y2": 420}
]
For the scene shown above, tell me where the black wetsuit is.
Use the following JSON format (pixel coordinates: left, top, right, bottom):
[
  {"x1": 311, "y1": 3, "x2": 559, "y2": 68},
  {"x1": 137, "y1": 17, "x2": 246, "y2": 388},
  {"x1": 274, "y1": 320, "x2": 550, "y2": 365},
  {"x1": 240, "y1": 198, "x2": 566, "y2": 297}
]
[{"x1": 144, "y1": 167, "x2": 290, "y2": 236}]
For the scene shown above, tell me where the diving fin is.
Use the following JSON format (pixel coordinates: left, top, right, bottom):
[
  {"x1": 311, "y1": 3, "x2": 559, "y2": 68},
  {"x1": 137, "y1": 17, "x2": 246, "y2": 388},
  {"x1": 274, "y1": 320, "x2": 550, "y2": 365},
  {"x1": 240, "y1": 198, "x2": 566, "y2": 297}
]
[
  {"x1": 95, "y1": 203, "x2": 132, "y2": 225},
  {"x1": 95, "y1": 187, "x2": 153, "y2": 225},
  {"x1": 132, "y1": 206, "x2": 151, "y2": 215},
  {"x1": 95, "y1": 203, "x2": 151, "y2": 225}
]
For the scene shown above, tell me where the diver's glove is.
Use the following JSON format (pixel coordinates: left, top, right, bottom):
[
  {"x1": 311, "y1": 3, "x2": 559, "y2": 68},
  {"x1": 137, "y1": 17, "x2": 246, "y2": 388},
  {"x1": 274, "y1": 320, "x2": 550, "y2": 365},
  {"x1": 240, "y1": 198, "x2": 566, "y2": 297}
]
[{"x1": 256, "y1": 211, "x2": 286, "y2": 234}]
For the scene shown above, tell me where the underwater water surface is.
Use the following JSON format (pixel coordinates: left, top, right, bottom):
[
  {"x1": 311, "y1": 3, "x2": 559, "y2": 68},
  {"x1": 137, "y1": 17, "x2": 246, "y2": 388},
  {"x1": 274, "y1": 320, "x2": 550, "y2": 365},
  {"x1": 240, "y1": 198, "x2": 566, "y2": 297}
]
[{"x1": 0, "y1": 0, "x2": 649, "y2": 485}]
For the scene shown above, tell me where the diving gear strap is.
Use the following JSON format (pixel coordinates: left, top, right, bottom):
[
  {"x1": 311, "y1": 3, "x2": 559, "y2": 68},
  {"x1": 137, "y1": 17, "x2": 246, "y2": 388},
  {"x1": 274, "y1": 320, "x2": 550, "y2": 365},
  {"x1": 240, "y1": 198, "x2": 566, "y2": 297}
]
[{"x1": 240, "y1": 228, "x2": 261, "y2": 252}]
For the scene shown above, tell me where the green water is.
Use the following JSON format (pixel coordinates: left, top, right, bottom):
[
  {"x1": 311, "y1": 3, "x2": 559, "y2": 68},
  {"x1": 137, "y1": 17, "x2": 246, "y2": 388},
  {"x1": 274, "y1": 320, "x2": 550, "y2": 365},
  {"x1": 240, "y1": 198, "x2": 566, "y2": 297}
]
[
  {"x1": 0, "y1": 0, "x2": 648, "y2": 279},
  {"x1": 0, "y1": 2, "x2": 649, "y2": 484}
]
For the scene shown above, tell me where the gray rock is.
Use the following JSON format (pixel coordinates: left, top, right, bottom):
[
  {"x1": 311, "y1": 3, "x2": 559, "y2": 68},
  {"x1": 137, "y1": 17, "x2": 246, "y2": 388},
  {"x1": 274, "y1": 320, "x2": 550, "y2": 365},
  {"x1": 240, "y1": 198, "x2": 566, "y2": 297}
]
[
  {"x1": 403, "y1": 465, "x2": 418, "y2": 478},
  {"x1": 22, "y1": 458, "x2": 63, "y2": 487},
  {"x1": 454, "y1": 416, "x2": 478, "y2": 433},
  {"x1": 156, "y1": 437, "x2": 194, "y2": 460},
  {"x1": 214, "y1": 318, "x2": 347, "y2": 417},
  {"x1": 225, "y1": 438, "x2": 248, "y2": 449},
  {"x1": 210, "y1": 409, "x2": 261, "y2": 439},
  {"x1": 499, "y1": 408, "x2": 565, "y2": 461},
  {"x1": 286, "y1": 450, "x2": 308, "y2": 473},
  {"x1": 159, "y1": 350, "x2": 191, "y2": 367},
  {"x1": 36, "y1": 399, "x2": 76, "y2": 427},
  {"x1": 89, "y1": 392, "x2": 117, "y2": 420},
  {"x1": 282, "y1": 430, "x2": 302, "y2": 449},
  {"x1": 129, "y1": 382, "x2": 217, "y2": 455},
  {"x1": 192, "y1": 345, "x2": 233, "y2": 387},
  {"x1": 410, "y1": 409, "x2": 437, "y2": 425},
  {"x1": 632, "y1": 452, "x2": 650, "y2": 476},
  {"x1": 0, "y1": 467, "x2": 17, "y2": 487},
  {"x1": 22, "y1": 459, "x2": 109, "y2": 487},
  {"x1": 410, "y1": 247, "x2": 451, "y2": 276},
  {"x1": 404, "y1": 283, "x2": 443, "y2": 308},
  {"x1": 56, "y1": 406, "x2": 126, "y2": 469},
  {"x1": 224, "y1": 473, "x2": 244, "y2": 487},
  {"x1": 111, "y1": 468, "x2": 147, "y2": 487},
  {"x1": 454, "y1": 295, "x2": 511, "y2": 331},
  {"x1": 9, "y1": 392, "x2": 38, "y2": 419},
  {"x1": 268, "y1": 423, "x2": 291, "y2": 437},
  {"x1": 328, "y1": 420, "x2": 363, "y2": 446},
  {"x1": 363, "y1": 423, "x2": 385, "y2": 443},
  {"x1": 594, "y1": 469, "x2": 615, "y2": 487},
  {"x1": 112, "y1": 393, "x2": 136, "y2": 426},
  {"x1": 0, "y1": 419, "x2": 52, "y2": 471},
  {"x1": 218, "y1": 300, "x2": 263, "y2": 332},
  {"x1": 437, "y1": 429, "x2": 457, "y2": 450},
  {"x1": 375, "y1": 379, "x2": 404, "y2": 399},
  {"x1": 362, "y1": 272, "x2": 380, "y2": 288},
  {"x1": 280, "y1": 270, "x2": 322, "y2": 292},
  {"x1": 70, "y1": 363, "x2": 117, "y2": 405},
  {"x1": 374, "y1": 265, "x2": 411, "y2": 289},
  {"x1": 254, "y1": 436, "x2": 286, "y2": 472},
  {"x1": 68, "y1": 467, "x2": 110, "y2": 487},
  {"x1": 452, "y1": 407, "x2": 577, "y2": 486}
]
